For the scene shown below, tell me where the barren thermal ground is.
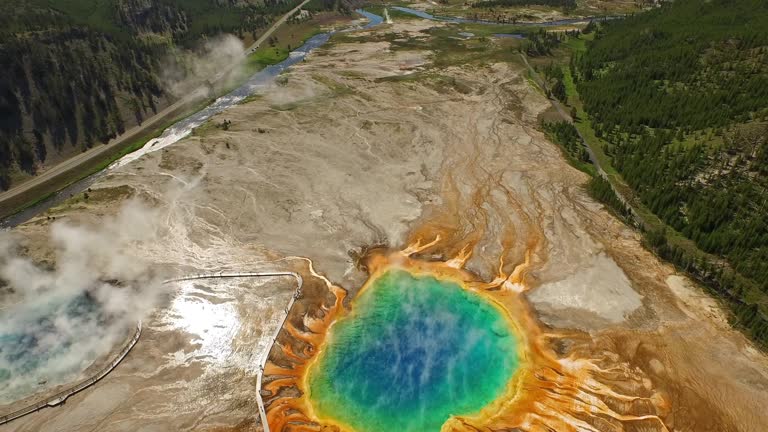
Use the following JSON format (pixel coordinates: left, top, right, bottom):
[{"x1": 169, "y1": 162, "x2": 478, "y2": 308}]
[{"x1": 2, "y1": 12, "x2": 768, "y2": 432}]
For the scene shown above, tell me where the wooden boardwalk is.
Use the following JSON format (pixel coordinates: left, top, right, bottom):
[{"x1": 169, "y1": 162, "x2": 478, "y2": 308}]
[
  {"x1": 162, "y1": 271, "x2": 303, "y2": 432},
  {"x1": 0, "y1": 321, "x2": 142, "y2": 425},
  {"x1": 1, "y1": 270, "x2": 302, "y2": 430}
]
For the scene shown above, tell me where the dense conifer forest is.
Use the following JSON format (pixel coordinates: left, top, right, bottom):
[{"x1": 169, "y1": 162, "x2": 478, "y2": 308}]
[
  {"x1": 573, "y1": 0, "x2": 768, "y2": 344},
  {"x1": 0, "y1": 0, "x2": 311, "y2": 190},
  {"x1": 543, "y1": 120, "x2": 589, "y2": 163}
]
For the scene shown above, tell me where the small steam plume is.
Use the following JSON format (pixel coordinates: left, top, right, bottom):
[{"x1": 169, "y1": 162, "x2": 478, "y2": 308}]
[
  {"x1": 0, "y1": 200, "x2": 165, "y2": 403},
  {"x1": 160, "y1": 34, "x2": 247, "y2": 98}
]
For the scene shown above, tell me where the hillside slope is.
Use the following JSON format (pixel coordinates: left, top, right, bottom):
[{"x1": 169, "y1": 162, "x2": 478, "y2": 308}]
[
  {"x1": 0, "y1": 0, "x2": 308, "y2": 189},
  {"x1": 574, "y1": 0, "x2": 768, "y2": 342}
]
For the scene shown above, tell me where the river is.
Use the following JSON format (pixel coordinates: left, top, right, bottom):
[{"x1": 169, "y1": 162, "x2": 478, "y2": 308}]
[{"x1": 0, "y1": 10, "x2": 384, "y2": 229}]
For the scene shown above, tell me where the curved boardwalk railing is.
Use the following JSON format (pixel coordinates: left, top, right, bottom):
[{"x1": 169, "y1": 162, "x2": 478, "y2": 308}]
[
  {"x1": 0, "y1": 321, "x2": 142, "y2": 426},
  {"x1": 0, "y1": 271, "x2": 300, "y2": 429},
  {"x1": 162, "y1": 271, "x2": 303, "y2": 432}
]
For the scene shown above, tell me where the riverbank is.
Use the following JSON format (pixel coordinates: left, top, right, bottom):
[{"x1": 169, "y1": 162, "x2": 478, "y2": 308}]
[
  {"x1": 0, "y1": 5, "x2": 346, "y2": 222},
  {"x1": 0, "y1": 97, "x2": 212, "y2": 222}
]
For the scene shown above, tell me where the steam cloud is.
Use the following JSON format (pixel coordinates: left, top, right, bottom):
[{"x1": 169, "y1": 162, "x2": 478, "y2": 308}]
[
  {"x1": 160, "y1": 34, "x2": 247, "y2": 97},
  {"x1": 0, "y1": 200, "x2": 164, "y2": 403}
]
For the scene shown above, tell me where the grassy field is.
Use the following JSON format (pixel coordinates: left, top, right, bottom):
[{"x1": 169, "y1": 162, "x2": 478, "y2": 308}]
[
  {"x1": 244, "y1": 13, "x2": 351, "y2": 75},
  {"x1": 327, "y1": 18, "x2": 528, "y2": 68},
  {"x1": 362, "y1": 4, "x2": 419, "y2": 20},
  {"x1": 416, "y1": 0, "x2": 642, "y2": 24}
]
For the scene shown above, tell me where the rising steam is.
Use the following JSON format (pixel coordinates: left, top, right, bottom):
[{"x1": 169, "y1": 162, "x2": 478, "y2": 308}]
[
  {"x1": 159, "y1": 34, "x2": 247, "y2": 97},
  {"x1": 0, "y1": 200, "x2": 164, "y2": 403}
]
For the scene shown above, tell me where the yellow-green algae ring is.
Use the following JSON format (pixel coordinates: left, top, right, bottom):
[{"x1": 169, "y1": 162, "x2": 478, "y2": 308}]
[{"x1": 304, "y1": 269, "x2": 527, "y2": 432}]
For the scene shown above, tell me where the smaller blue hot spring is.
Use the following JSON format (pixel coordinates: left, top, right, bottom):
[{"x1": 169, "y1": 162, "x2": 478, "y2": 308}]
[{"x1": 0, "y1": 292, "x2": 112, "y2": 404}]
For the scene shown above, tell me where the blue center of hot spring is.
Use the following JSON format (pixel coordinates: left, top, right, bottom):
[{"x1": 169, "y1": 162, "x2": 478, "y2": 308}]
[
  {"x1": 0, "y1": 293, "x2": 106, "y2": 403},
  {"x1": 308, "y1": 270, "x2": 520, "y2": 431}
]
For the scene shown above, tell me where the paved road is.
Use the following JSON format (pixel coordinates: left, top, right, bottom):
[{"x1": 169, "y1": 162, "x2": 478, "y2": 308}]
[
  {"x1": 519, "y1": 54, "x2": 606, "y2": 176},
  {"x1": 246, "y1": 0, "x2": 312, "y2": 54},
  {"x1": 0, "y1": 0, "x2": 311, "y2": 212},
  {"x1": 520, "y1": 53, "x2": 644, "y2": 226},
  {"x1": 0, "y1": 86, "x2": 204, "y2": 210}
]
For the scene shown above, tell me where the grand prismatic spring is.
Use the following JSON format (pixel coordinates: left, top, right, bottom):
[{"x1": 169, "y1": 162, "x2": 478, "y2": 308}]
[
  {"x1": 262, "y1": 240, "x2": 671, "y2": 432},
  {"x1": 307, "y1": 270, "x2": 520, "y2": 431}
]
